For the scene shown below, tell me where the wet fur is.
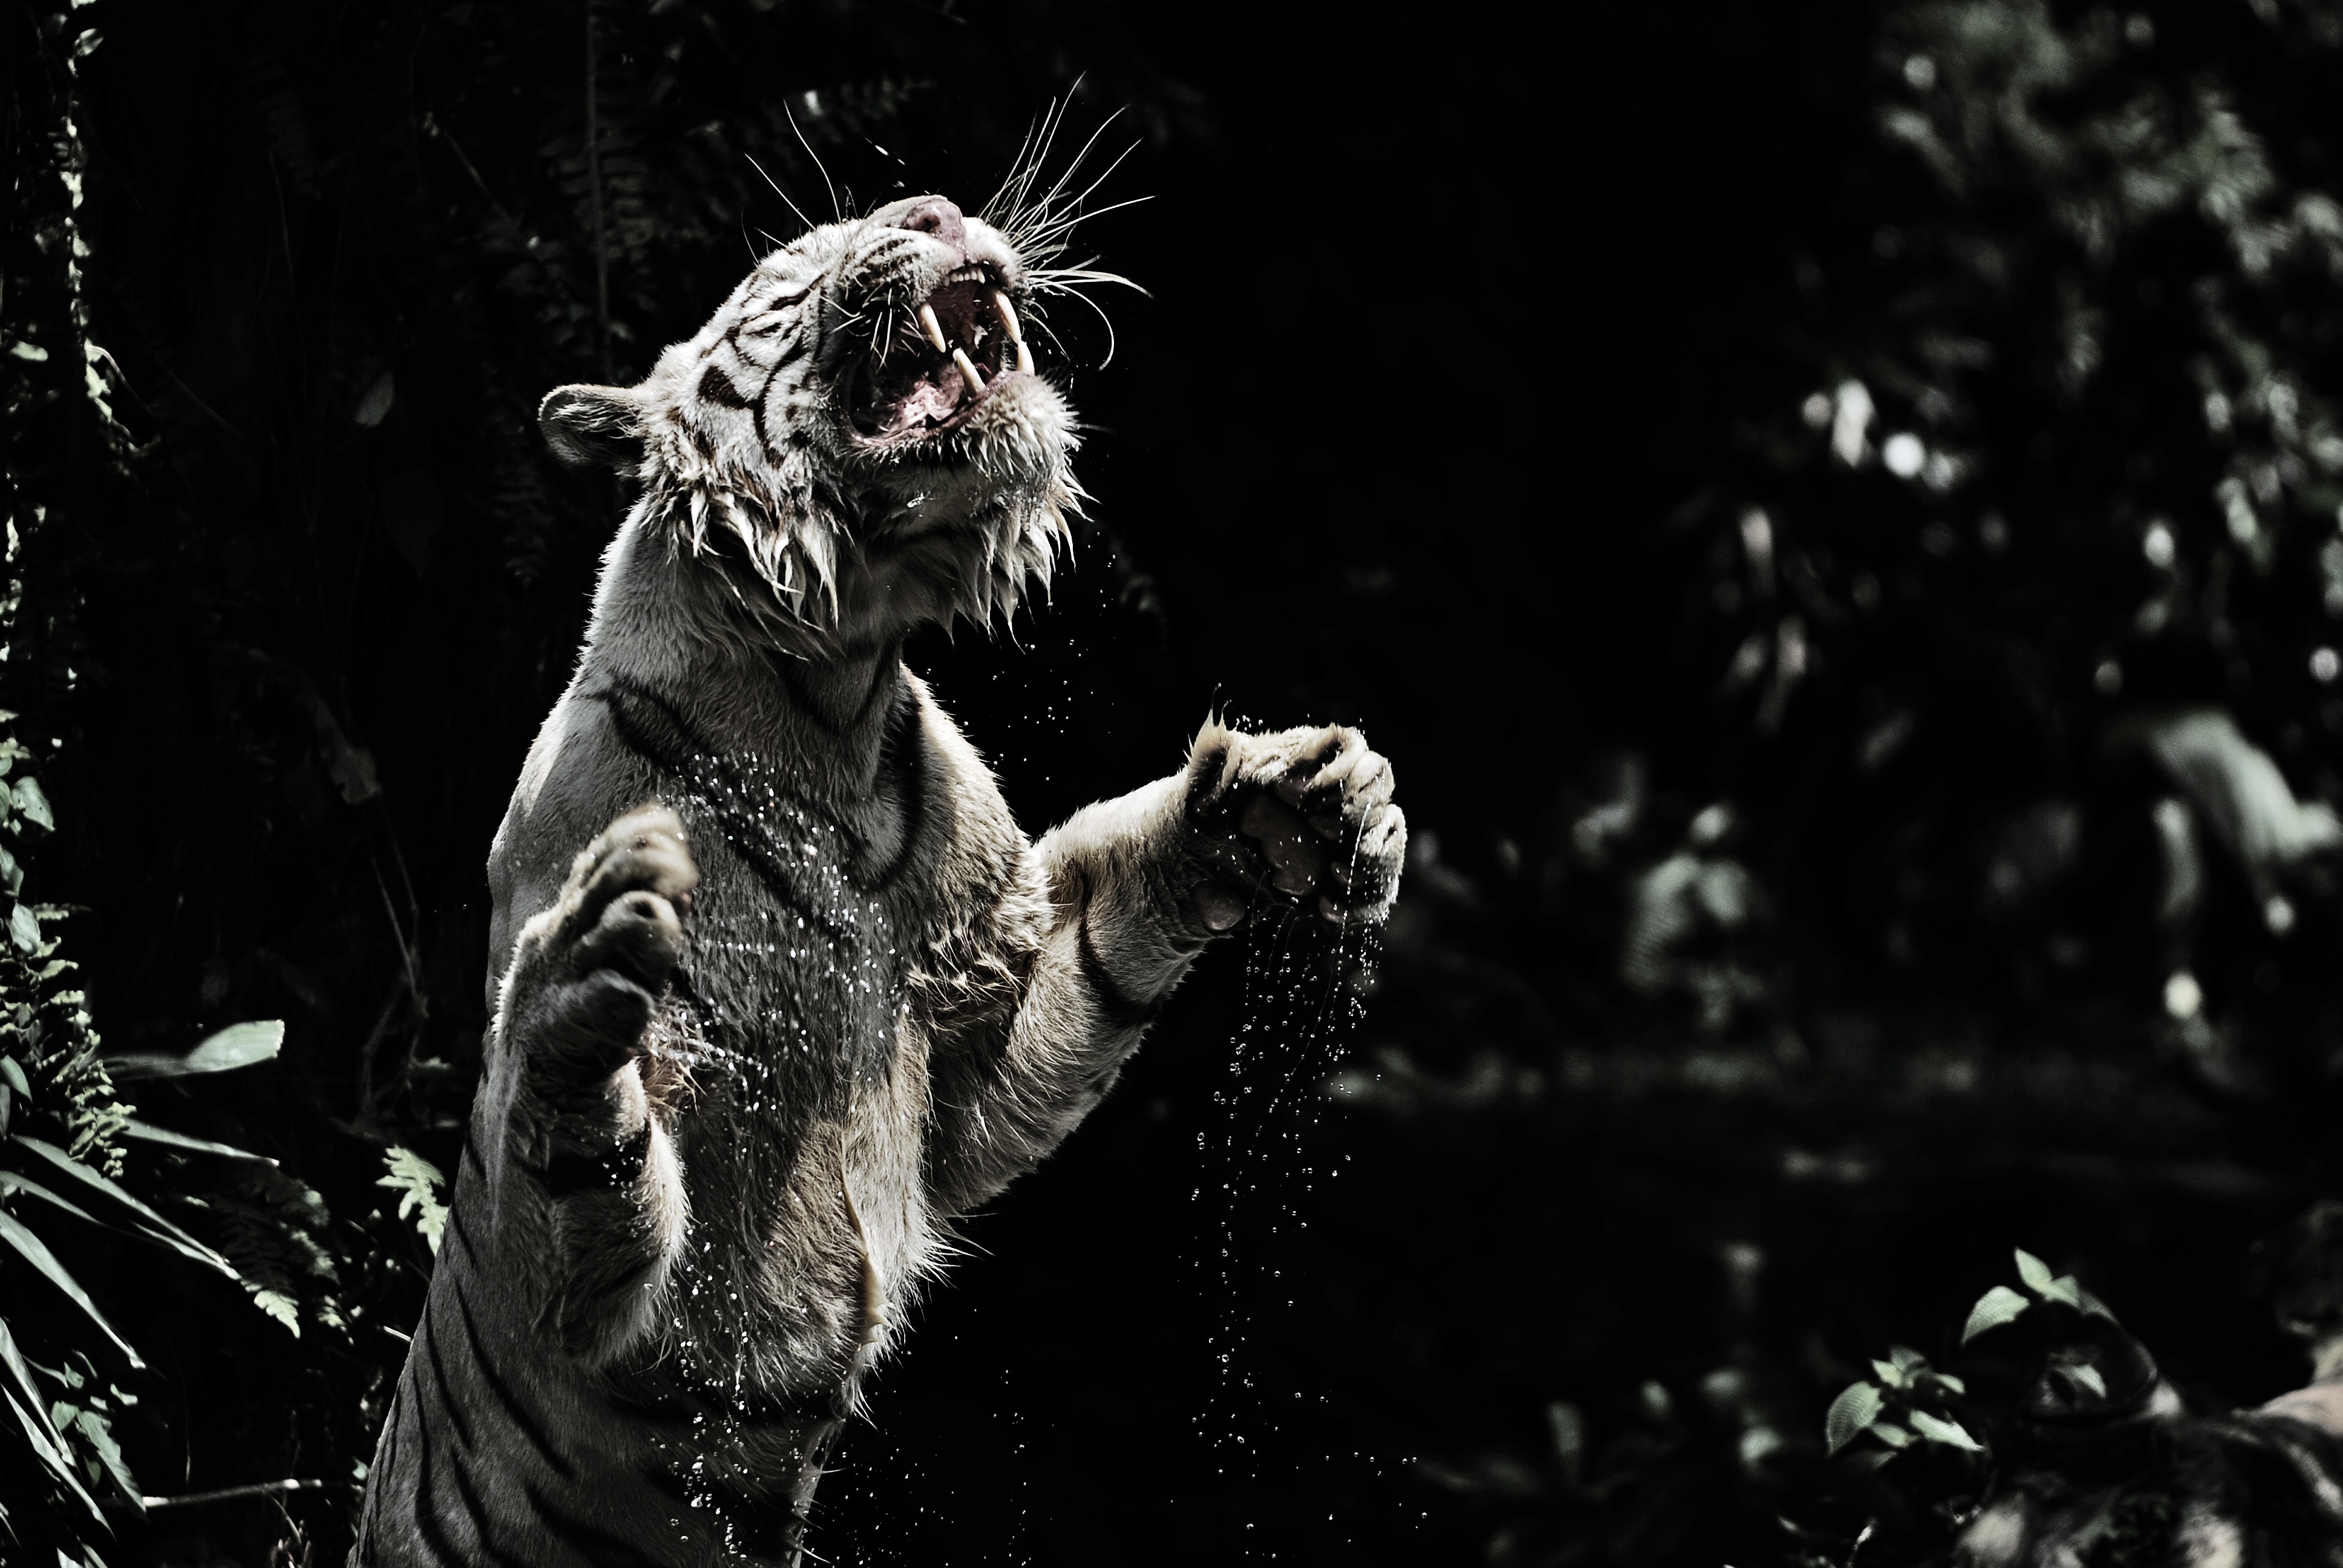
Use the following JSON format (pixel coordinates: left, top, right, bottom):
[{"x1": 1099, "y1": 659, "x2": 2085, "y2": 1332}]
[{"x1": 352, "y1": 194, "x2": 1404, "y2": 1567}]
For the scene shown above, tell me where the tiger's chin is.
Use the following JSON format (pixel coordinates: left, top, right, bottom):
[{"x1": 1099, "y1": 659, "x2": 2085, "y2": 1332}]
[
  {"x1": 836, "y1": 293, "x2": 1081, "y2": 629},
  {"x1": 844, "y1": 372, "x2": 1075, "y2": 488}
]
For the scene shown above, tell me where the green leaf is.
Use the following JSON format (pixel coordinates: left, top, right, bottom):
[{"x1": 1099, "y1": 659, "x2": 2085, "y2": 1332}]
[
  {"x1": 378, "y1": 1146, "x2": 448, "y2": 1255},
  {"x1": 13, "y1": 777, "x2": 54, "y2": 831},
  {"x1": 105, "y1": 1019, "x2": 284, "y2": 1080},
  {"x1": 0, "y1": 1170, "x2": 105, "y2": 1229},
  {"x1": 2076, "y1": 1284, "x2": 2120, "y2": 1323},
  {"x1": 1826, "y1": 1380, "x2": 1885, "y2": 1453},
  {"x1": 2039, "y1": 1273, "x2": 2084, "y2": 1310},
  {"x1": 183, "y1": 1020, "x2": 283, "y2": 1073},
  {"x1": 8, "y1": 903, "x2": 39, "y2": 954},
  {"x1": 353, "y1": 370, "x2": 396, "y2": 427},
  {"x1": 1964, "y1": 1284, "x2": 2033, "y2": 1343},
  {"x1": 11, "y1": 1135, "x2": 237, "y2": 1278},
  {"x1": 0, "y1": 1316, "x2": 58, "y2": 1441},
  {"x1": 2014, "y1": 1248, "x2": 2058, "y2": 1296},
  {"x1": 0, "y1": 1056, "x2": 27, "y2": 1097},
  {"x1": 1908, "y1": 1409, "x2": 1985, "y2": 1452},
  {"x1": 2053, "y1": 1362, "x2": 2108, "y2": 1399},
  {"x1": 249, "y1": 1288, "x2": 299, "y2": 1338},
  {"x1": 0, "y1": 1211, "x2": 144, "y2": 1368},
  {"x1": 1930, "y1": 1371, "x2": 1968, "y2": 1395},
  {"x1": 119, "y1": 1119, "x2": 276, "y2": 1165},
  {"x1": 1868, "y1": 1419, "x2": 1915, "y2": 1449},
  {"x1": 5, "y1": 1385, "x2": 105, "y2": 1527},
  {"x1": 70, "y1": 1403, "x2": 141, "y2": 1508},
  {"x1": 1871, "y1": 1357, "x2": 1905, "y2": 1388}
]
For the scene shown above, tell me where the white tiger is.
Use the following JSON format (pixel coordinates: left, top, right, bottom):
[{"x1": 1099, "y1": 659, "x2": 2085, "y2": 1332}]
[{"x1": 349, "y1": 191, "x2": 1406, "y2": 1566}]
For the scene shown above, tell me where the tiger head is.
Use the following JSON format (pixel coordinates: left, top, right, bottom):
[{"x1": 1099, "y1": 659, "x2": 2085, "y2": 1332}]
[{"x1": 540, "y1": 194, "x2": 1085, "y2": 645}]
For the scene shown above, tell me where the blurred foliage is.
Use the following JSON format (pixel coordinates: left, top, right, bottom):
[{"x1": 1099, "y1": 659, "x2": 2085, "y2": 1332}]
[
  {"x1": 1322, "y1": 0, "x2": 2343, "y2": 1561},
  {"x1": 21, "y1": 0, "x2": 2343, "y2": 1563}
]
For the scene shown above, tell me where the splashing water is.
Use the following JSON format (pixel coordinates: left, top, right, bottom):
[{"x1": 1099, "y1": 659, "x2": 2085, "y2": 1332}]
[{"x1": 1193, "y1": 774, "x2": 1384, "y2": 1561}]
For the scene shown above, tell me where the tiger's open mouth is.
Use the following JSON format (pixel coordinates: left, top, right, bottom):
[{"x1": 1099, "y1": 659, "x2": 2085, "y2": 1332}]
[{"x1": 845, "y1": 263, "x2": 1035, "y2": 447}]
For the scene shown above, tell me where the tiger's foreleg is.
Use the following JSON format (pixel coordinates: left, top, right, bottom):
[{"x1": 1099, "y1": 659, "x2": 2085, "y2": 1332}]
[
  {"x1": 490, "y1": 805, "x2": 700, "y2": 1365},
  {"x1": 926, "y1": 721, "x2": 1404, "y2": 1213}
]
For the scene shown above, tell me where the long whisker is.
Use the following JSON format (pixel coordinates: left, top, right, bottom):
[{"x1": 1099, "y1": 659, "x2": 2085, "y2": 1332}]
[
  {"x1": 997, "y1": 92, "x2": 1085, "y2": 246},
  {"x1": 782, "y1": 97, "x2": 842, "y2": 222},
  {"x1": 1021, "y1": 105, "x2": 1129, "y2": 239},
  {"x1": 1046, "y1": 143, "x2": 1145, "y2": 232},
  {"x1": 1017, "y1": 193, "x2": 1155, "y2": 255},
  {"x1": 1025, "y1": 108, "x2": 1129, "y2": 237},
  {"x1": 1020, "y1": 300, "x2": 1075, "y2": 362},
  {"x1": 1056, "y1": 282, "x2": 1122, "y2": 368},
  {"x1": 981, "y1": 100, "x2": 1054, "y2": 228},
  {"x1": 1027, "y1": 265, "x2": 1148, "y2": 297},
  {"x1": 1004, "y1": 83, "x2": 1081, "y2": 234},
  {"x1": 746, "y1": 153, "x2": 818, "y2": 236}
]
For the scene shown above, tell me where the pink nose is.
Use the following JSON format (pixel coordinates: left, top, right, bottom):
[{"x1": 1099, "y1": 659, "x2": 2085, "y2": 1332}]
[{"x1": 897, "y1": 197, "x2": 965, "y2": 250}]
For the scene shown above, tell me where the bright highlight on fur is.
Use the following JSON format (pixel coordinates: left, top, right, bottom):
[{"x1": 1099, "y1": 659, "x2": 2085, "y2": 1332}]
[
  {"x1": 537, "y1": 186, "x2": 1103, "y2": 647},
  {"x1": 352, "y1": 180, "x2": 1405, "y2": 1568}
]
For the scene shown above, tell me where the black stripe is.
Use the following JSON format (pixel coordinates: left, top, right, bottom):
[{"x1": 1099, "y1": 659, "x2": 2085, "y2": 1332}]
[
  {"x1": 745, "y1": 289, "x2": 814, "y2": 325},
  {"x1": 450, "y1": 1276, "x2": 577, "y2": 1480},
  {"x1": 749, "y1": 345, "x2": 805, "y2": 462},
  {"x1": 586, "y1": 679, "x2": 854, "y2": 946},
  {"x1": 419, "y1": 1313, "x2": 476, "y2": 1454},
  {"x1": 1075, "y1": 881, "x2": 1164, "y2": 1032},
  {"x1": 367, "y1": 1385, "x2": 405, "y2": 1537},
  {"x1": 765, "y1": 648, "x2": 851, "y2": 738},
  {"x1": 444, "y1": 1201, "x2": 481, "y2": 1265},
  {"x1": 594, "y1": 673, "x2": 842, "y2": 825},
  {"x1": 444, "y1": 1451, "x2": 533, "y2": 1568},
  {"x1": 851, "y1": 652, "x2": 902, "y2": 727},
  {"x1": 695, "y1": 362, "x2": 753, "y2": 409},
  {"x1": 411, "y1": 1373, "x2": 465, "y2": 1565},
  {"x1": 759, "y1": 639, "x2": 899, "y2": 739},
  {"x1": 588, "y1": 675, "x2": 706, "y2": 771},
  {"x1": 378, "y1": 1388, "x2": 403, "y2": 1474},
  {"x1": 522, "y1": 1476, "x2": 664, "y2": 1567},
  {"x1": 866, "y1": 679, "x2": 928, "y2": 892}
]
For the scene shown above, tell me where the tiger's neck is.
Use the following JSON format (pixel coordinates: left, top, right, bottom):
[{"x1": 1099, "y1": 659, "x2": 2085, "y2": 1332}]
[{"x1": 578, "y1": 503, "x2": 907, "y2": 803}]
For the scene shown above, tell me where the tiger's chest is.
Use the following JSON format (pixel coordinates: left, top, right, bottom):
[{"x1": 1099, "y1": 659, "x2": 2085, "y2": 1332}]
[
  {"x1": 661, "y1": 809, "x2": 926, "y2": 1134},
  {"x1": 589, "y1": 670, "x2": 955, "y2": 1118}
]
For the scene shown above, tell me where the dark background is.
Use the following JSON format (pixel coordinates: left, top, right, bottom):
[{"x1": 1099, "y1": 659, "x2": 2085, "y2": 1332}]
[{"x1": 12, "y1": 0, "x2": 2343, "y2": 1563}]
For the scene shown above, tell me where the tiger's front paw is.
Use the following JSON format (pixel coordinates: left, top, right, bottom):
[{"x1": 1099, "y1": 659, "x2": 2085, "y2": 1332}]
[
  {"x1": 508, "y1": 805, "x2": 701, "y2": 1073},
  {"x1": 1182, "y1": 721, "x2": 1406, "y2": 932}
]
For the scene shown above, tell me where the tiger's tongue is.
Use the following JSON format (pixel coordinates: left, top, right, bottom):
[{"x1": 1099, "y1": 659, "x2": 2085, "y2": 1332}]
[{"x1": 883, "y1": 362, "x2": 974, "y2": 434}]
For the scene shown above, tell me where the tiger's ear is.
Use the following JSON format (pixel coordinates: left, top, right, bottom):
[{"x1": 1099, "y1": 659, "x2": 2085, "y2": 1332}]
[{"x1": 539, "y1": 384, "x2": 646, "y2": 470}]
